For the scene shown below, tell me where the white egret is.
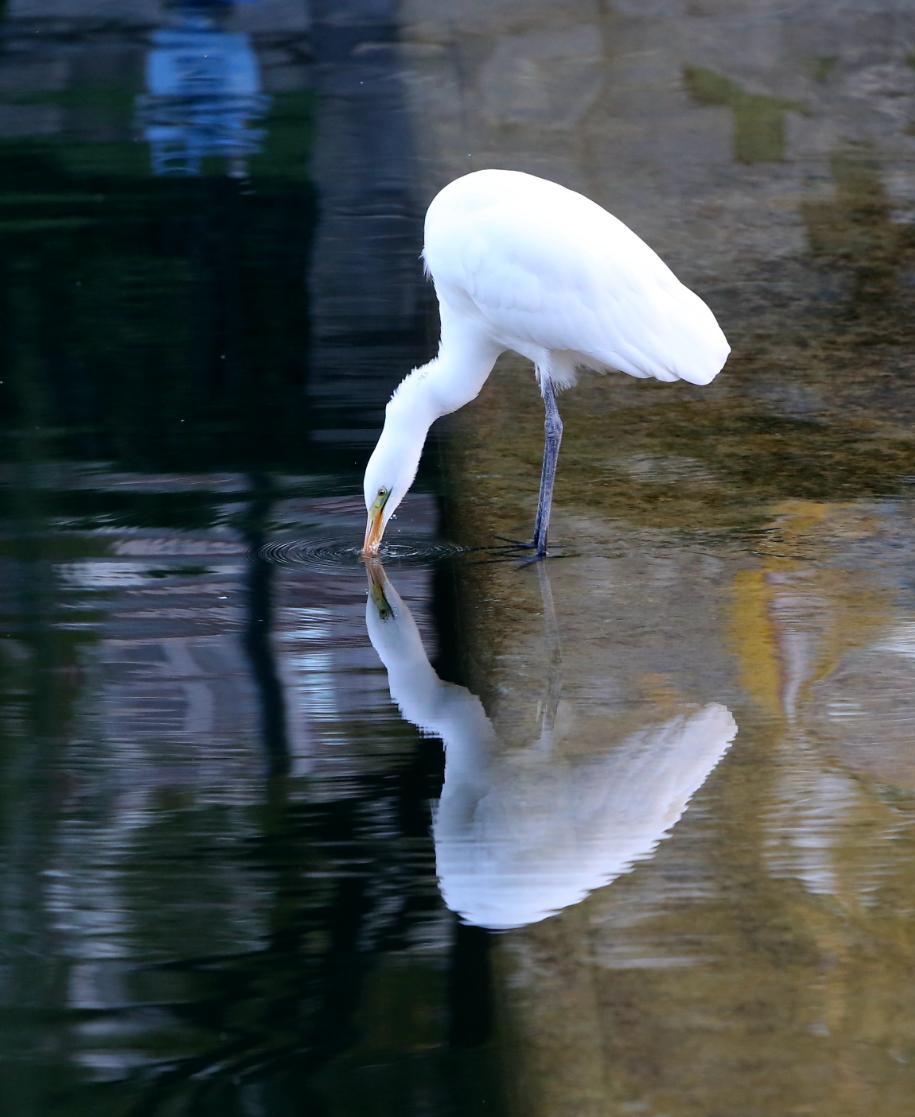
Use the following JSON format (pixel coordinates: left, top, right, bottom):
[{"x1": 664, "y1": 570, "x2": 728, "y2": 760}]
[
  {"x1": 365, "y1": 563, "x2": 737, "y2": 930},
  {"x1": 362, "y1": 169, "x2": 730, "y2": 557}
]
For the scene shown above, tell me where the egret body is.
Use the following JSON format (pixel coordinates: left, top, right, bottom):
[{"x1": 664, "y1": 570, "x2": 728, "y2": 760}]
[{"x1": 362, "y1": 169, "x2": 730, "y2": 557}]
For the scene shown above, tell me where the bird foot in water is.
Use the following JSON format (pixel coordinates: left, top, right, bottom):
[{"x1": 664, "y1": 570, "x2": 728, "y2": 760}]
[
  {"x1": 494, "y1": 534, "x2": 537, "y2": 550},
  {"x1": 490, "y1": 535, "x2": 551, "y2": 563}
]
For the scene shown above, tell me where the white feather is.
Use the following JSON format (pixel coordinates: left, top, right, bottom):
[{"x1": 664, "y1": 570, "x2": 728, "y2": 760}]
[{"x1": 424, "y1": 169, "x2": 730, "y2": 388}]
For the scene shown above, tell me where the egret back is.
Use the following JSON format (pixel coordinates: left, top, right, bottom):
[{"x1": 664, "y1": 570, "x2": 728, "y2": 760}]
[{"x1": 423, "y1": 169, "x2": 729, "y2": 387}]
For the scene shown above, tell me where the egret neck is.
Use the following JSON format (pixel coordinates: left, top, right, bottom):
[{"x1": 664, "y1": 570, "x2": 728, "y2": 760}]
[{"x1": 361, "y1": 322, "x2": 502, "y2": 555}]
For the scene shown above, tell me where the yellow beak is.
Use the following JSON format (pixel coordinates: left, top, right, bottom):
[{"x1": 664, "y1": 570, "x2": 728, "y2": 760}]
[{"x1": 361, "y1": 492, "x2": 388, "y2": 556}]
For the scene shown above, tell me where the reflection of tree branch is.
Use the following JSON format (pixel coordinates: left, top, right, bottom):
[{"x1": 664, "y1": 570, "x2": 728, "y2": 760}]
[
  {"x1": 448, "y1": 921, "x2": 494, "y2": 1049},
  {"x1": 240, "y1": 472, "x2": 290, "y2": 777},
  {"x1": 683, "y1": 66, "x2": 805, "y2": 164},
  {"x1": 801, "y1": 147, "x2": 915, "y2": 327},
  {"x1": 128, "y1": 790, "x2": 439, "y2": 1111}
]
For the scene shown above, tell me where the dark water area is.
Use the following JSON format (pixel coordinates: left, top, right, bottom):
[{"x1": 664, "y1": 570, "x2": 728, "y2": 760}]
[
  {"x1": 3, "y1": 3, "x2": 915, "y2": 1117},
  {"x1": 0, "y1": 7, "x2": 482, "y2": 1115}
]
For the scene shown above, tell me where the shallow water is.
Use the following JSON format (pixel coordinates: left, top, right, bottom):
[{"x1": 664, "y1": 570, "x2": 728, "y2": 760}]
[{"x1": 3, "y1": 2, "x2": 915, "y2": 1116}]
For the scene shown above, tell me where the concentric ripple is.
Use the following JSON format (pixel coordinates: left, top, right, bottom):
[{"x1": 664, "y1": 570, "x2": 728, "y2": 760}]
[{"x1": 258, "y1": 536, "x2": 467, "y2": 573}]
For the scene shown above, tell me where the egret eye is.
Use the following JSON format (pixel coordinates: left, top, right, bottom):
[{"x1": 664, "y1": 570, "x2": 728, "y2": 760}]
[{"x1": 378, "y1": 487, "x2": 387, "y2": 497}]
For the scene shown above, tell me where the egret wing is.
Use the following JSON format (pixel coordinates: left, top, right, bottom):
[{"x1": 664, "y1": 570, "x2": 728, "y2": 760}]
[{"x1": 424, "y1": 174, "x2": 728, "y2": 385}]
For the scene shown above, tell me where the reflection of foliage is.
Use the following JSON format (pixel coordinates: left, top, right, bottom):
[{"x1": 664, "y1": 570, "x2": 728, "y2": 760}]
[
  {"x1": 559, "y1": 394, "x2": 915, "y2": 534},
  {"x1": 802, "y1": 146, "x2": 915, "y2": 329},
  {"x1": 4, "y1": 84, "x2": 136, "y2": 111},
  {"x1": 729, "y1": 499, "x2": 891, "y2": 720},
  {"x1": 683, "y1": 66, "x2": 805, "y2": 163},
  {"x1": 807, "y1": 56, "x2": 838, "y2": 83},
  {"x1": 0, "y1": 127, "x2": 316, "y2": 471},
  {"x1": 249, "y1": 90, "x2": 316, "y2": 181}
]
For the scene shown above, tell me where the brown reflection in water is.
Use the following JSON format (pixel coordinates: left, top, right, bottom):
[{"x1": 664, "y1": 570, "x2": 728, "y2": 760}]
[
  {"x1": 396, "y1": 1, "x2": 915, "y2": 1112},
  {"x1": 683, "y1": 66, "x2": 805, "y2": 163},
  {"x1": 446, "y1": 490, "x2": 915, "y2": 1117},
  {"x1": 803, "y1": 147, "x2": 915, "y2": 330}
]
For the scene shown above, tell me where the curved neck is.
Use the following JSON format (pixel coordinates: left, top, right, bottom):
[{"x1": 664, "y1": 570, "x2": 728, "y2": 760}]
[
  {"x1": 366, "y1": 316, "x2": 502, "y2": 525},
  {"x1": 390, "y1": 316, "x2": 502, "y2": 428},
  {"x1": 366, "y1": 584, "x2": 497, "y2": 774}
]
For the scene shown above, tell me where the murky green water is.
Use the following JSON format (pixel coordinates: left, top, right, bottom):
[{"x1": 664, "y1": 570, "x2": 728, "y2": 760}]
[{"x1": 2, "y1": 3, "x2": 915, "y2": 1116}]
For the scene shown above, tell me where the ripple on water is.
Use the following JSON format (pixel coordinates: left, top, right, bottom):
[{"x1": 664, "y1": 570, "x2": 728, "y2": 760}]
[{"x1": 257, "y1": 536, "x2": 467, "y2": 573}]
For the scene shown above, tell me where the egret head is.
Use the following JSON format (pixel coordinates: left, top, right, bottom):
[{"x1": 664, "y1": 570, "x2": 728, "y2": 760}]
[{"x1": 361, "y1": 398, "x2": 428, "y2": 555}]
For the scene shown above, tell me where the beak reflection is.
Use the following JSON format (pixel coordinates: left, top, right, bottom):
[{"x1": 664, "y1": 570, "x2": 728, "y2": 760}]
[{"x1": 365, "y1": 560, "x2": 393, "y2": 619}]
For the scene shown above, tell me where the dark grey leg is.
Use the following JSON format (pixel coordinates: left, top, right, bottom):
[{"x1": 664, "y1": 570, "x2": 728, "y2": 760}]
[{"x1": 532, "y1": 376, "x2": 563, "y2": 556}]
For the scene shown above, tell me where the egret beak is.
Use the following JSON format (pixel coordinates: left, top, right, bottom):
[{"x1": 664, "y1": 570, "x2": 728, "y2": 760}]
[
  {"x1": 365, "y1": 560, "x2": 393, "y2": 620},
  {"x1": 361, "y1": 491, "x2": 389, "y2": 556}
]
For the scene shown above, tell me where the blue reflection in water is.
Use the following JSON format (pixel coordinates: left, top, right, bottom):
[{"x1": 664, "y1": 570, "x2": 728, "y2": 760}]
[{"x1": 137, "y1": 7, "x2": 269, "y2": 177}]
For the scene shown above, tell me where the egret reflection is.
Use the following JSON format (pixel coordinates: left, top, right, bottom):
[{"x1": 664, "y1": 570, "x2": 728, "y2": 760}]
[{"x1": 365, "y1": 564, "x2": 737, "y2": 930}]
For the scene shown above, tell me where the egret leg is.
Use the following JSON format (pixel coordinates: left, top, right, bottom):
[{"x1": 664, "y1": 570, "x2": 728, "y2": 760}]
[
  {"x1": 532, "y1": 376, "x2": 563, "y2": 557},
  {"x1": 490, "y1": 376, "x2": 563, "y2": 559}
]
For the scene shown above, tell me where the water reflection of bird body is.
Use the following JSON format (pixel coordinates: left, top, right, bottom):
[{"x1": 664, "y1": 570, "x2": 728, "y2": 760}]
[
  {"x1": 362, "y1": 169, "x2": 730, "y2": 557},
  {"x1": 365, "y1": 564, "x2": 737, "y2": 930}
]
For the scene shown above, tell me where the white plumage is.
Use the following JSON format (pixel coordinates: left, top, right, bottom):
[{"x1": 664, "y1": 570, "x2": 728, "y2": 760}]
[
  {"x1": 424, "y1": 169, "x2": 728, "y2": 388},
  {"x1": 362, "y1": 169, "x2": 730, "y2": 556}
]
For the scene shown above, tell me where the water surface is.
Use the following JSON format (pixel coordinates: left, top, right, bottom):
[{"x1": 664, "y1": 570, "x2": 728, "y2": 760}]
[{"x1": 3, "y1": 3, "x2": 915, "y2": 1116}]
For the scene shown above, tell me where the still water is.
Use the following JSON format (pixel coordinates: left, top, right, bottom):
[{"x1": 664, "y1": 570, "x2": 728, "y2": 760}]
[{"x1": 3, "y1": 2, "x2": 915, "y2": 1116}]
